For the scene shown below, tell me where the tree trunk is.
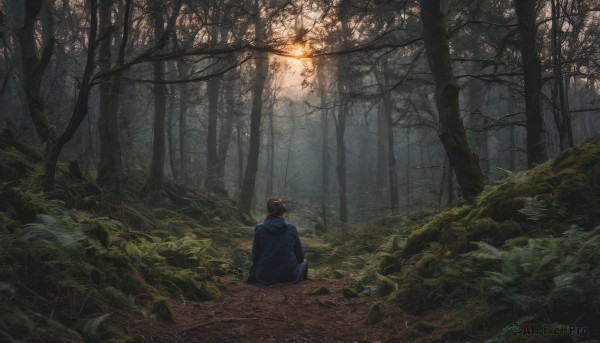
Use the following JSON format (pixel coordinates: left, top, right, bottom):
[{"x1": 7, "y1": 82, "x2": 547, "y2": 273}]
[
  {"x1": 97, "y1": 0, "x2": 125, "y2": 193},
  {"x1": 376, "y1": 102, "x2": 388, "y2": 203},
  {"x1": 167, "y1": 84, "x2": 178, "y2": 178},
  {"x1": 335, "y1": 74, "x2": 348, "y2": 224},
  {"x1": 384, "y1": 91, "x2": 399, "y2": 210},
  {"x1": 143, "y1": 0, "x2": 167, "y2": 203},
  {"x1": 420, "y1": 0, "x2": 485, "y2": 201},
  {"x1": 381, "y1": 63, "x2": 399, "y2": 210},
  {"x1": 514, "y1": 0, "x2": 547, "y2": 167},
  {"x1": 321, "y1": 104, "x2": 329, "y2": 232},
  {"x1": 550, "y1": 0, "x2": 573, "y2": 151},
  {"x1": 16, "y1": 0, "x2": 55, "y2": 143},
  {"x1": 266, "y1": 110, "x2": 275, "y2": 196},
  {"x1": 44, "y1": 0, "x2": 98, "y2": 189},
  {"x1": 177, "y1": 59, "x2": 189, "y2": 181},
  {"x1": 236, "y1": 122, "x2": 244, "y2": 190},
  {"x1": 216, "y1": 76, "x2": 235, "y2": 194},
  {"x1": 239, "y1": 8, "x2": 268, "y2": 214},
  {"x1": 205, "y1": 73, "x2": 221, "y2": 192}
]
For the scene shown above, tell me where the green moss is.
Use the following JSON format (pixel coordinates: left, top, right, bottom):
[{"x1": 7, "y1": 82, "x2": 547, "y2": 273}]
[
  {"x1": 150, "y1": 296, "x2": 174, "y2": 322},
  {"x1": 0, "y1": 186, "x2": 47, "y2": 223},
  {"x1": 366, "y1": 301, "x2": 385, "y2": 325},
  {"x1": 100, "y1": 286, "x2": 133, "y2": 310},
  {"x1": 415, "y1": 253, "x2": 440, "y2": 278},
  {"x1": 342, "y1": 286, "x2": 360, "y2": 298},
  {"x1": 83, "y1": 220, "x2": 112, "y2": 247},
  {"x1": 402, "y1": 206, "x2": 471, "y2": 257}
]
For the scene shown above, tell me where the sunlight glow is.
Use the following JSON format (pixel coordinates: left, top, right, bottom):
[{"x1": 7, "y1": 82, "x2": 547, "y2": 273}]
[
  {"x1": 290, "y1": 43, "x2": 306, "y2": 58},
  {"x1": 292, "y1": 46, "x2": 304, "y2": 57}
]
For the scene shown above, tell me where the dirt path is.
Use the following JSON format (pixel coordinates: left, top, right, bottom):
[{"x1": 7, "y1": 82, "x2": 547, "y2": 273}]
[{"x1": 115, "y1": 276, "x2": 441, "y2": 342}]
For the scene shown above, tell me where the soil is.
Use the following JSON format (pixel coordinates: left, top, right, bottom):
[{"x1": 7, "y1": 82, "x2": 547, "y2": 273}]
[{"x1": 115, "y1": 276, "x2": 443, "y2": 343}]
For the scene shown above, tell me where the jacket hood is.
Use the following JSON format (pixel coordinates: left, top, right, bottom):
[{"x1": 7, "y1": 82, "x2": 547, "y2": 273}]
[{"x1": 262, "y1": 217, "x2": 288, "y2": 234}]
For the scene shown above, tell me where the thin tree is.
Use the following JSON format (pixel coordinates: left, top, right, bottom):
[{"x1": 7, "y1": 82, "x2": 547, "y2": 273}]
[
  {"x1": 143, "y1": 0, "x2": 169, "y2": 202},
  {"x1": 239, "y1": 1, "x2": 269, "y2": 214},
  {"x1": 514, "y1": 0, "x2": 547, "y2": 166}
]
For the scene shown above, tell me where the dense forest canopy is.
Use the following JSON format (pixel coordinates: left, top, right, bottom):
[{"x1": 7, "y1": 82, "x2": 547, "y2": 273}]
[{"x1": 1, "y1": 0, "x2": 600, "y2": 221}]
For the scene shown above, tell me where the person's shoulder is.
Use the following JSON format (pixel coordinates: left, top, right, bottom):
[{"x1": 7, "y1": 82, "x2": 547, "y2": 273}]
[{"x1": 255, "y1": 223, "x2": 266, "y2": 232}]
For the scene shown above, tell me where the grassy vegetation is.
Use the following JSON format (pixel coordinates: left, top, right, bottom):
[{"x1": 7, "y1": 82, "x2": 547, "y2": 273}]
[
  {"x1": 0, "y1": 141, "x2": 253, "y2": 342},
  {"x1": 3, "y1": 135, "x2": 600, "y2": 342}
]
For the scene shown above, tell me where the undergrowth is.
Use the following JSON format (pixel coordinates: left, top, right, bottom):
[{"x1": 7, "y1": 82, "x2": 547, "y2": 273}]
[
  {"x1": 0, "y1": 142, "x2": 248, "y2": 342},
  {"x1": 348, "y1": 144, "x2": 600, "y2": 341}
]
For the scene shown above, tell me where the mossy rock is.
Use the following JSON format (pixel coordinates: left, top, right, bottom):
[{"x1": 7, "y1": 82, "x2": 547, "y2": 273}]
[
  {"x1": 151, "y1": 296, "x2": 174, "y2": 322},
  {"x1": 378, "y1": 251, "x2": 403, "y2": 275},
  {"x1": 0, "y1": 186, "x2": 47, "y2": 223},
  {"x1": 402, "y1": 206, "x2": 471, "y2": 257},
  {"x1": 342, "y1": 286, "x2": 360, "y2": 298},
  {"x1": 82, "y1": 220, "x2": 112, "y2": 247},
  {"x1": 415, "y1": 253, "x2": 441, "y2": 278},
  {"x1": 366, "y1": 301, "x2": 385, "y2": 325}
]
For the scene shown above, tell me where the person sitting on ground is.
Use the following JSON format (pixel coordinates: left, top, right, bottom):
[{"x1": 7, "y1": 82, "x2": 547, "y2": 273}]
[{"x1": 247, "y1": 197, "x2": 308, "y2": 284}]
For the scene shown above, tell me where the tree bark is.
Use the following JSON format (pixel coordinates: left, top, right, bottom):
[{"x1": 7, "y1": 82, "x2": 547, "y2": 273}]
[
  {"x1": 205, "y1": 69, "x2": 221, "y2": 192},
  {"x1": 420, "y1": 0, "x2": 484, "y2": 201},
  {"x1": 514, "y1": 0, "x2": 547, "y2": 167},
  {"x1": 335, "y1": 66, "x2": 348, "y2": 224},
  {"x1": 143, "y1": 0, "x2": 168, "y2": 203},
  {"x1": 550, "y1": 0, "x2": 573, "y2": 151},
  {"x1": 317, "y1": 64, "x2": 330, "y2": 232},
  {"x1": 216, "y1": 75, "x2": 235, "y2": 194},
  {"x1": 239, "y1": 7, "x2": 268, "y2": 214},
  {"x1": 16, "y1": 0, "x2": 54, "y2": 143},
  {"x1": 177, "y1": 59, "x2": 189, "y2": 181},
  {"x1": 97, "y1": 0, "x2": 125, "y2": 193}
]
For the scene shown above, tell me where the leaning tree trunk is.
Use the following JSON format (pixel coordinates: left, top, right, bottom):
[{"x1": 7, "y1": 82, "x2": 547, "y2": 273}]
[
  {"x1": 239, "y1": 8, "x2": 268, "y2": 214},
  {"x1": 17, "y1": 0, "x2": 55, "y2": 143},
  {"x1": 420, "y1": 0, "x2": 484, "y2": 201},
  {"x1": 143, "y1": 0, "x2": 167, "y2": 203},
  {"x1": 44, "y1": 0, "x2": 98, "y2": 189},
  {"x1": 514, "y1": 0, "x2": 547, "y2": 167}
]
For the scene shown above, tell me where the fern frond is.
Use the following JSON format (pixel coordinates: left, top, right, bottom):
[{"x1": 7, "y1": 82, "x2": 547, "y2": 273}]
[
  {"x1": 81, "y1": 313, "x2": 110, "y2": 337},
  {"x1": 17, "y1": 215, "x2": 84, "y2": 250}
]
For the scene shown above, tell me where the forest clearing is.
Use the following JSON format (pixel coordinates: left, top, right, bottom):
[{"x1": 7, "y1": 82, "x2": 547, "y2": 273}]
[{"x1": 2, "y1": 0, "x2": 600, "y2": 342}]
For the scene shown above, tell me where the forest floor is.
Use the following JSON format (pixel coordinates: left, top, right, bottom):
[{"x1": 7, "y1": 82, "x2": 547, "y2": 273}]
[{"x1": 115, "y1": 276, "x2": 441, "y2": 343}]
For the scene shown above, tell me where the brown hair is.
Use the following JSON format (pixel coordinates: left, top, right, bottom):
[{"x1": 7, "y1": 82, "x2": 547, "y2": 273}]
[{"x1": 266, "y1": 197, "x2": 286, "y2": 218}]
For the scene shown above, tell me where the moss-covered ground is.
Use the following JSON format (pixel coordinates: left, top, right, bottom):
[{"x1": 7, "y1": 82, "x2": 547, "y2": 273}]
[
  {"x1": 345, "y1": 144, "x2": 600, "y2": 342},
  {"x1": 2, "y1": 136, "x2": 600, "y2": 342}
]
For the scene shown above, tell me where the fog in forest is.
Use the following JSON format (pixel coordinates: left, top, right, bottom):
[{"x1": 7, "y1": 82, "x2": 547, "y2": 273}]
[{"x1": 2, "y1": 0, "x2": 600, "y2": 225}]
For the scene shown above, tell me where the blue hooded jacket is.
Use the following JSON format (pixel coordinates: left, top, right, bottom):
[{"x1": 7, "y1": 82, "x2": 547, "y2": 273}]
[{"x1": 248, "y1": 217, "x2": 305, "y2": 284}]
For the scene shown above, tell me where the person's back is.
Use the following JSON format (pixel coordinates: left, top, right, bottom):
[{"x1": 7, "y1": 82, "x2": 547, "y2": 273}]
[{"x1": 247, "y1": 198, "x2": 308, "y2": 284}]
